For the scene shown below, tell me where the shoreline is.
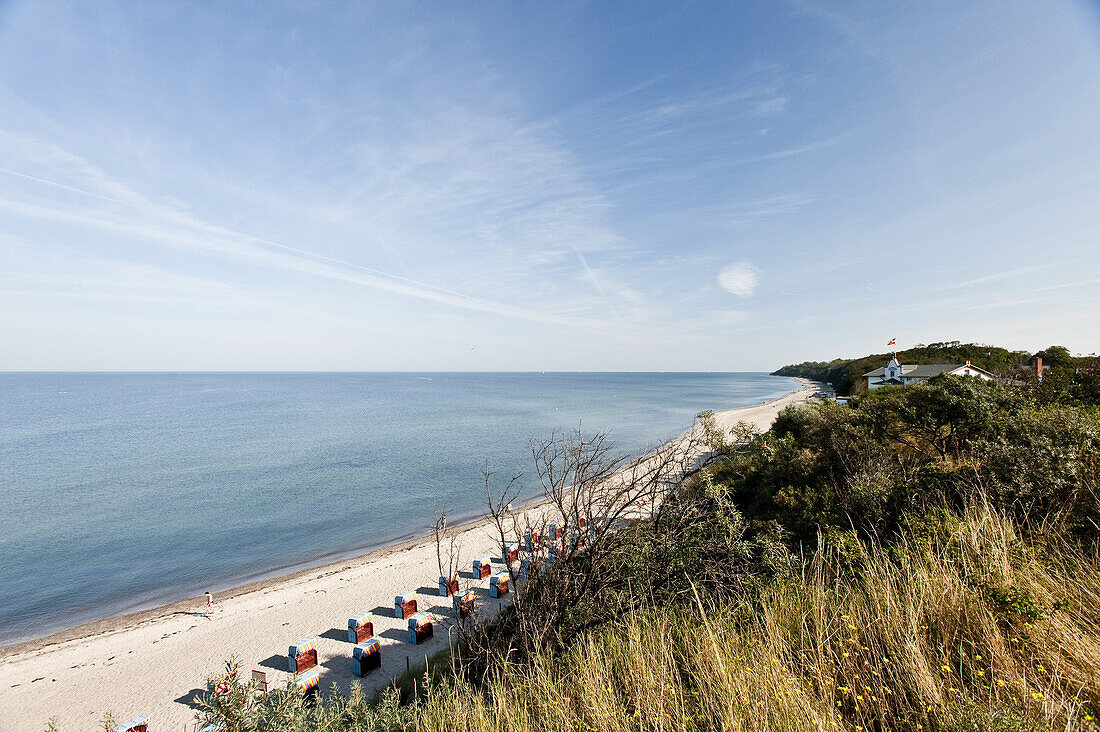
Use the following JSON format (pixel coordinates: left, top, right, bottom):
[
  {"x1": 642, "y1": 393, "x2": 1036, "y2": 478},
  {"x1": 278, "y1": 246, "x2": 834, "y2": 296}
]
[
  {"x1": 0, "y1": 510, "x2": 490, "y2": 659},
  {"x1": 0, "y1": 377, "x2": 812, "y2": 659},
  {"x1": 0, "y1": 378, "x2": 818, "y2": 732}
]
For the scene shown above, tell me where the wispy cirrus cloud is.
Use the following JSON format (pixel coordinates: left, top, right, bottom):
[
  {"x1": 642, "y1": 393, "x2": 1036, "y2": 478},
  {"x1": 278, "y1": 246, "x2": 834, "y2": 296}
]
[
  {"x1": 0, "y1": 189, "x2": 607, "y2": 328},
  {"x1": 0, "y1": 117, "x2": 630, "y2": 330}
]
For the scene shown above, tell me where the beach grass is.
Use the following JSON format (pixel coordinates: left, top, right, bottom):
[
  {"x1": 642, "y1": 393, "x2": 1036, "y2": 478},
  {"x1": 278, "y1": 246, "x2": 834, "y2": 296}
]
[{"x1": 198, "y1": 500, "x2": 1099, "y2": 731}]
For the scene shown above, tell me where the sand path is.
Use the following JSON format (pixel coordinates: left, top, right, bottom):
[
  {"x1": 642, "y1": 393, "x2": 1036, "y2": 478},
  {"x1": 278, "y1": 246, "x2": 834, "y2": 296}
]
[{"x1": 0, "y1": 379, "x2": 817, "y2": 731}]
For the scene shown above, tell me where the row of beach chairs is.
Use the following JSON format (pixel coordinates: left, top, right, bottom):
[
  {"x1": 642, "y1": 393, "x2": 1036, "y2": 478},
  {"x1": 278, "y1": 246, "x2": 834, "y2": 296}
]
[
  {"x1": 116, "y1": 531, "x2": 578, "y2": 729},
  {"x1": 278, "y1": 548, "x2": 525, "y2": 699}
]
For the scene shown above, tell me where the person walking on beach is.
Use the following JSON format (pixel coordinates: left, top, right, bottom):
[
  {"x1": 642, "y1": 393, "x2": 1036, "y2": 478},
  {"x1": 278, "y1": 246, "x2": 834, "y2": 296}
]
[{"x1": 204, "y1": 592, "x2": 214, "y2": 618}]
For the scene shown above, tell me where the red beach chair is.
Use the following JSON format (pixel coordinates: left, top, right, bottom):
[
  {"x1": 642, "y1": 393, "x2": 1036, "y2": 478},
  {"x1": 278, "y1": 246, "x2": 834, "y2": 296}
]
[
  {"x1": 113, "y1": 717, "x2": 149, "y2": 732},
  {"x1": 348, "y1": 612, "x2": 374, "y2": 643},
  {"x1": 473, "y1": 556, "x2": 492, "y2": 579},
  {"x1": 489, "y1": 572, "x2": 509, "y2": 598},
  {"x1": 438, "y1": 573, "x2": 459, "y2": 596},
  {"x1": 352, "y1": 638, "x2": 382, "y2": 676},
  {"x1": 407, "y1": 612, "x2": 434, "y2": 644},
  {"x1": 288, "y1": 638, "x2": 318, "y2": 673},
  {"x1": 296, "y1": 667, "x2": 320, "y2": 701},
  {"x1": 455, "y1": 589, "x2": 476, "y2": 618},
  {"x1": 395, "y1": 591, "x2": 417, "y2": 619}
]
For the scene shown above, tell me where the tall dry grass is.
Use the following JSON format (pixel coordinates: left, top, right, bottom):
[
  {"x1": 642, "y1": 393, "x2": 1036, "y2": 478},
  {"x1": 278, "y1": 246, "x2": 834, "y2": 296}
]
[
  {"x1": 391, "y1": 504, "x2": 1100, "y2": 732},
  {"x1": 195, "y1": 503, "x2": 1100, "y2": 731}
]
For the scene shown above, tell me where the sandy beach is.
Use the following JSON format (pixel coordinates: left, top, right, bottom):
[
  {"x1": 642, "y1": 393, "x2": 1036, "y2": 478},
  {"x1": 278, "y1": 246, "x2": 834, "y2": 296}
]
[{"x1": 0, "y1": 379, "x2": 817, "y2": 732}]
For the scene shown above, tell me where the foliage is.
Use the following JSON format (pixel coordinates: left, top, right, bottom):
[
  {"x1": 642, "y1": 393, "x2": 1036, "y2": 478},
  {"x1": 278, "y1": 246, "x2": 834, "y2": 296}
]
[
  {"x1": 192, "y1": 504, "x2": 1100, "y2": 731},
  {"x1": 773, "y1": 341, "x2": 1028, "y2": 395},
  {"x1": 720, "y1": 376, "x2": 1100, "y2": 549},
  {"x1": 1027, "y1": 354, "x2": 1100, "y2": 409}
]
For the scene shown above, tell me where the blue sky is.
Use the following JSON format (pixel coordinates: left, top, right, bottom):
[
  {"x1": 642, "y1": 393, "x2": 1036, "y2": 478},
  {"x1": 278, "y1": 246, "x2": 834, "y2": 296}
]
[{"x1": 1, "y1": 1, "x2": 1098, "y2": 371}]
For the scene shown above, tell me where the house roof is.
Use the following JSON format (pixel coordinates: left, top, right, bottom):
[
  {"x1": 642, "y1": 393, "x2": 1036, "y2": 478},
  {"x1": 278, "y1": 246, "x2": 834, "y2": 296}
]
[
  {"x1": 899, "y1": 364, "x2": 959, "y2": 378},
  {"x1": 950, "y1": 363, "x2": 997, "y2": 378}
]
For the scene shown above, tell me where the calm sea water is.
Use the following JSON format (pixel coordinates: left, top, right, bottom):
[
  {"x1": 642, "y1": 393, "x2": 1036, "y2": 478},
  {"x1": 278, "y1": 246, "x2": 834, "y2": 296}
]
[{"x1": 0, "y1": 372, "x2": 796, "y2": 645}]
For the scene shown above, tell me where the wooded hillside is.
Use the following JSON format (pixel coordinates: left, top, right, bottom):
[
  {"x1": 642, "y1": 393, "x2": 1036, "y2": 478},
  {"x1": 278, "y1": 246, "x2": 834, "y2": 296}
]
[{"x1": 772, "y1": 341, "x2": 1029, "y2": 395}]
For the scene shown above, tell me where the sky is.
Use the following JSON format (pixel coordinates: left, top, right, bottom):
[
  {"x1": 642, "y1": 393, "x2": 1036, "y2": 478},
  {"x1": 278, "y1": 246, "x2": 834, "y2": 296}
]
[{"x1": 1, "y1": 1, "x2": 1098, "y2": 371}]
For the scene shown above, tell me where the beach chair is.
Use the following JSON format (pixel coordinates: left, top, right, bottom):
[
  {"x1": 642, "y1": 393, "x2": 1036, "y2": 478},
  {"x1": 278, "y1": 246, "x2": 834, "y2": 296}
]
[
  {"x1": 438, "y1": 573, "x2": 459, "y2": 597},
  {"x1": 524, "y1": 529, "x2": 540, "y2": 551},
  {"x1": 394, "y1": 591, "x2": 417, "y2": 619},
  {"x1": 113, "y1": 717, "x2": 149, "y2": 732},
  {"x1": 502, "y1": 542, "x2": 519, "y2": 564},
  {"x1": 548, "y1": 522, "x2": 563, "y2": 541},
  {"x1": 200, "y1": 725, "x2": 224, "y2": 732},
  {"x1": 206, "y1": 671, "x2": 237, "y2": 696},
  {"x1": 352, "y1": 637, "x2": 382, "y2": 676},
  {"x1": 547, "y1": 541, "x2": 561, "y2": 564},
  {"x1": 251, "y1": 669, "x2": 268, "y2": 693},
  {"x1": 489, "y1": 571, "x2": 509, "y2": 598},
  {"x1": 455, "y1": 589, "x2": 476, "y2": 619},
  {"x1": 518, "y1": 557, "x2": 533, "y2": 581},
  {"x1": 473, "y1": 556, "x2": 492, "y2": 579},
  {"x1": 407, "y1": 612, "x2": 434, "y2": 644},
  {"x1": 296, "y1": 667, "x2": 321, "y2": 700},
  {"x1": 288, "y1": 637, "x2": 318, "y2": 673},
  {"x1": 348, "y1": 611, "x2": 374, "y2": 643},
  {"x1": 578, "y1": 512, "x2": 587, "y2": 529}
]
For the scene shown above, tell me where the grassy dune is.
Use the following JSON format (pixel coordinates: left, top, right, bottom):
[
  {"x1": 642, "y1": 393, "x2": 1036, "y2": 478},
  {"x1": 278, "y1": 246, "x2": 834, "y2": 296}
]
[
  {"x1": 195, "y1": 503, "x2": 1100, "y2": 731},
  {"x1": 192, "y1": 374, "x2": 1100, "y2": 731}
]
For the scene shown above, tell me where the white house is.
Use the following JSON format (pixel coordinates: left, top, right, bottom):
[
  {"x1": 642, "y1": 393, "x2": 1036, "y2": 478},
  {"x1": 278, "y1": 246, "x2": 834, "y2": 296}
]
[{"x1": 864, "y1": 357, "x2": 995, "y2": 390}]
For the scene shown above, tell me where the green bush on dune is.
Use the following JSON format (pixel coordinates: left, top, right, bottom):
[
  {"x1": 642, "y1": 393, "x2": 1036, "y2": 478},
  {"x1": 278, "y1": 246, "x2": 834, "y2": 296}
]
[{"x1": 187, "y1": 372, "x2": 1100, "y2": 732}]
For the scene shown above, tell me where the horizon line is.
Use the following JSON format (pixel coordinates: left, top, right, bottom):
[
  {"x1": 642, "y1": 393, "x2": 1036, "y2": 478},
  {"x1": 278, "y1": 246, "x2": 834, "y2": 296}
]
[{"x1": 0, "y1": 369, "x2": 785, "y2": 375}]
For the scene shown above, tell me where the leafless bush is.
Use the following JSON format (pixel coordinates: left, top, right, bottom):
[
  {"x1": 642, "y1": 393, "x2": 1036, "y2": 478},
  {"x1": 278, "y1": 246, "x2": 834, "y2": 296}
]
[
  {"x1": 432, "y1": 507, "x2": 463, "y2": 605},
  {"x1": 458, "y1": 417, "x2": 742, "y2": 669}
]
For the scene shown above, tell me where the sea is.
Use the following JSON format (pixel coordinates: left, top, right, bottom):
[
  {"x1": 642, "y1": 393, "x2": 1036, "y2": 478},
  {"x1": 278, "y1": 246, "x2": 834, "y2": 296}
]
[{"x1": 0, "y1": 372, "x2": 798, "y2": 646}]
